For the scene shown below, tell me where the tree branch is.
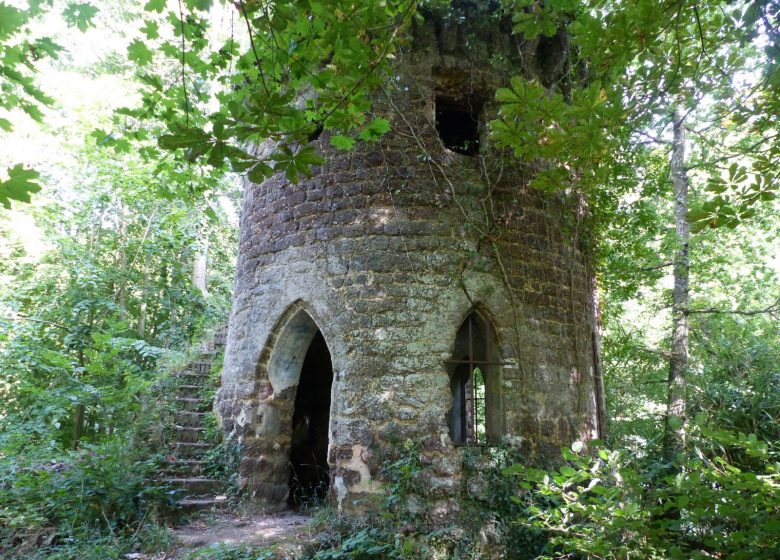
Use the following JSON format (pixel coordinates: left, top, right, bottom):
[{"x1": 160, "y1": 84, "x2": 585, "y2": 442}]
[
  {"x1": 1, "y1": 313, "x2": 69, "y2": 331},
  {"x1": 693, "y1": 5, "x2": 707, "y2": 57},
  {"x1": 237, "y1": 0, "x2": 269, "y2": 96},
  {"x1": 612, "y1": 379, "x2": 668, "y2": 390},
  {"x1": 687, "y1": 299, "x2": 779, "y2": 317},
  {"x1": 177, "y1": 0, "x2": 190, "y2": 128},
  {"x1": 641, "y1": 261, "x2": 674, "y2": 271}
]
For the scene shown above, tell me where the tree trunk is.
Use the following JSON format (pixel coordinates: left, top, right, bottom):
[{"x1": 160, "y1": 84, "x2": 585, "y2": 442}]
[
  {"x1": 137, "y1": 255, "x2": 149, "y2": 337},
  {"x1": 192, "y1": 231, "x2": 209, "y2": 295},
  {"x1": 664, "y1": 105, "x2": 690, "y2": 460},
  {"x1": 591, "y1": 274, "x2": 608, "y2": 441},
  {"x1": 72, "y1": 403, "x2": 85, "y2": 450},
  {"x1": 117, "y1": 202, "x2": 128, "y2": 315},
  {"x1": 72, "y1": 347, "x2": 87, "y2": 450}
]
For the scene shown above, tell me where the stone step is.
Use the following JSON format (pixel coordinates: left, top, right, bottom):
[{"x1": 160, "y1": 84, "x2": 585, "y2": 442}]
[
  {"x1": 166, "y1": 477, "x2": 225, "y2": 496},
  {"x1": 176, "y1": 384, "x2": 207, "y2": 398},
  {"x1": 177, "y1": 372, "x2": 209, "y2": 384},
  {"x1": 213, "y1": 329, "x2": 227, "y2": 347},
  {"x1": 176, "y1": 379, "x2": 209, "y2": 390},
  {"x1": 175, "y1": 397, "x2": 211, "y2": 413},
  {"x1": 175, "y1": 425, "x2": 206, "y2": 443},
  {"x1": 174, "y1": 442, "x2": 211, "y2": 459},
  {"x1": 179, "y1": 495, "x2": 228, "y2": 513},
  {"x1": 176, "y1": 411, "x2": 208, "y2": 427},
  {"x1": 164, "y1": 336, "x2": 226, "y2": 516},
  {"x1": 168, "y1": 459, "x2": 205, "y2": 476},
  {"x1": 177, "y1": 384, "x2": 205, "y2": 391},
  {"x1": 186, "y1": 361, "x2": 212, "y2": 375}
]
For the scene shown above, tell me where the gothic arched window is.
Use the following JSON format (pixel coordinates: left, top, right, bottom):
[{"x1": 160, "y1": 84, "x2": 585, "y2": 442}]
[{"x1": 446, "y1": 312, "x2": 504, "y2": 444}]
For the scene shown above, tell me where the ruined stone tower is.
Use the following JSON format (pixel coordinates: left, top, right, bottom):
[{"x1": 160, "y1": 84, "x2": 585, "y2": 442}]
[{"x1": 217, "y1": 10, "x2": 604, "y2": 515}]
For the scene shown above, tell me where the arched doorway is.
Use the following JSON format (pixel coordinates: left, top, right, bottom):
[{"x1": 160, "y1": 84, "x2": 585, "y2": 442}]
[
  {"x1": 263, "y1": 307, "x2": 335, "y2": 508},
  {"x1": 287, "y1": 330, "x2": 333, "y2": 507}
]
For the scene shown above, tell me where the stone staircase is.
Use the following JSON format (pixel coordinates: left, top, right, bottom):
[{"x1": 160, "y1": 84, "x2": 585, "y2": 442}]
[{"x1": 164, "y1": 328, "x2": 229, "y2": 513}]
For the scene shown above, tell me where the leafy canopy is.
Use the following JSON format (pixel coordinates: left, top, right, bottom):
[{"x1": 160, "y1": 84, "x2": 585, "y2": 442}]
[
  {"x1": 100, "y1": 0, "x2": 415, "y2": 189},
  {"x1": 493, "y1": 0, "x2": 778, "y2": 232},
  {"x1": 88, "y1": 0, "x2": 777, "y2": 241},
  {"x1": 0, "y1": 1, "x2": 99, "y2": 207}
]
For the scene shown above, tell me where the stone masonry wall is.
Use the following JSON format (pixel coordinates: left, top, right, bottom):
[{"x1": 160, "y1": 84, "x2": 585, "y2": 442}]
[{"x1": 217, "y1": 12, "x2": 601, "y2": 518}]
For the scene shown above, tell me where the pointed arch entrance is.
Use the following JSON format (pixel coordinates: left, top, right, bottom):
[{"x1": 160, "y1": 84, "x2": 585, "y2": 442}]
[
  {"x1": 266, "y1": 308, "x2": 334, "y2": 508},
  {"x1": 287, "y1": 330, "x2": 332, "y2": 506}
]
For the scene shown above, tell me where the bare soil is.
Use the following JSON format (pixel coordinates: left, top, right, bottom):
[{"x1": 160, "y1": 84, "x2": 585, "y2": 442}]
[{"x1": 159, "y1": 510, "x2": 314, "y2": 559}]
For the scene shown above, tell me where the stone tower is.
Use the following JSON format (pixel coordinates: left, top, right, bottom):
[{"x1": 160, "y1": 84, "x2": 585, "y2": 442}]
[{"x1": 217, "y1": 10, "x2": 605, "y2": 515}]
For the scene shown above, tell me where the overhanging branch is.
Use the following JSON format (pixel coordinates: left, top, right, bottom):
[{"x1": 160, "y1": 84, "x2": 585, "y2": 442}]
[
  {"x1": 686, "y1": 298, "x2": 780, "y2": 317},
  {"x1": 641, "y1": 261, "x2": 674, "y2": 271},
  {"x1": 1, "y1": 313, "x2": 69, "y2": 331}
]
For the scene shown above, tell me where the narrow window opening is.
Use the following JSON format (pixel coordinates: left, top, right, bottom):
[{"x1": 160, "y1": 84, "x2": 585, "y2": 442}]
[
  {"x1": 435, "y1": 95, "x2": 482, "y2": 156},
  {"x1": 446, "y1": 312, "x2": 503, "y2": 444},
  {"x1": 472, "y1": 367, "x2": 487, "y2": 443},
  {"x1": 288, "y1": 330, "x2": 332, "y2": 508}
]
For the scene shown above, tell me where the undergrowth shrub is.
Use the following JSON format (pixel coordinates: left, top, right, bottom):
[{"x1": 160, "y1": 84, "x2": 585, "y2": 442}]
[
  {"x1": 201, "y1": 426, "x2": 241, "y2": 488},
  {"x1": 503, "y1": 424, "x2": 780, "y2": 559},
  {"x1": 183, "y1": 543, "x2": 276, "y2": 560},
  {"x1": 309, "y1": 527, "x2": 408, "y2": 559},
  {"x1": 457, "y1": 446, "x2": 547, "y2": 559},
  {"x1": 0, "y1": 327, "x2": 229, "y2": 558},
  {"x1": 302, "y1": 425, "x2": 778, "y2": 560},
  {"x1": 0, "y1": 439, "x2": 175, "y2": 558},
  {"x1": 298, "y1": 440, "x2": 434, "y2": 559},
  {"x1": 303, "y1": 441, "x2": 547, "y2": 560}
]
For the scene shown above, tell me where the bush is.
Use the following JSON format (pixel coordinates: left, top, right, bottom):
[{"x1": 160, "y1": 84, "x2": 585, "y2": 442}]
[
  {"x1": 0, "y1": 439, "x2": 175, "y2": 558},
  {"x1": 306, "y1": 442, "x2": 546, "y2": 560},
  {"x1": 503, "y1": 427, "x2": 780, "y2": 559},
  {"x1": 183, "y1": 543, "x2": 276, "y2": 560}
]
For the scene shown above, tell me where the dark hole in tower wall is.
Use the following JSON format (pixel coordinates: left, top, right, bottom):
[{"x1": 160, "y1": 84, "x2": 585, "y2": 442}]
[
  {"x1": 435, "y1": 95, "x2": 482, "y2": 156},
  {"x1": 288, "y1": 330, "x2": 333, "y2": 507},
  {"x1": 307, "y1": 124, "x2": 324, "y2": 143},
  {"x1": 535, "y1": 30, "x2": 568, "y2": 89}
]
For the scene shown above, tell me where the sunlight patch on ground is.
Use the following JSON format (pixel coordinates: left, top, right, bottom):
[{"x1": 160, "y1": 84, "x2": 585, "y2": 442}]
[{"x1": 170, "y1": 510, "x2": 313, "y2": 557}]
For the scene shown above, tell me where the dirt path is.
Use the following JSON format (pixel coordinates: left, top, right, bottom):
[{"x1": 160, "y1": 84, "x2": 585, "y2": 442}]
[{"x1": 166, "y1": 510, "x2": 314, "y2": 558}]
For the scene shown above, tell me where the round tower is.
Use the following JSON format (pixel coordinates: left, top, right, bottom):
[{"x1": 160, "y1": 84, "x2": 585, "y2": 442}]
[{"x1": 217, "y1": 10, "x2": 603, "y2": 514}]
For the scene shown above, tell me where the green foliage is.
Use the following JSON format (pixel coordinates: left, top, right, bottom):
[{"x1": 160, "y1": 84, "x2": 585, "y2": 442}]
[
  {"x1": 503, "y1": 428, "x2": 780, "y2": 559},
  {"x1": 0, "y1": 441, "x2": 175, "y2": 558},
  {"x1": 101, "y1": 0, "x2": 415, "y2": 187},
  {"x1": 62, "y1": 2, "x2": 99, "y2": 32},
  {"x1": 0, "y1": 0, "x2": 96, "y2": 207},
  {"x1": 0, "y1": 1, "x2": 61, "y2": 122},
  {"x1": 382, "y1": 439, "x2": 424, "y2": 512},
  {"x1": 0, "y1": 108, "x2": 237, "y2": 557},
  {"x1": 183, "y1": 543, "x2": 276, "y2": 560},
  {"x1": 494, "y1": 0, "x2": 779, "y2": 233},
  {"x1": 690, "y1": 315, "x2": 780, "y2": 458},
  {"x1": 126, "y1": 39, "x2": 153, "y2": 66},
  {"x1": 0, "y1": 164, "x2": 41, "y2": 209},
  {"x1": 296, "y1": 442, "x2": 428, "y2": 559},
  {"x1": 200, "y1": 425, "x2": 241, "y2": 489},
  {"x1": 309, "y1": 444, "x2": 545, "y2": 559},
  {"x1": 456, "y1": 446, "x2": 547, "y2": 559},
  {"x1": 330, "y1": 134, "x2": 357, "y2": 151},
  {"x1": 0, "y1": 330, "x2": 230, "y2": 557},
  {"x1": 1, "y1": 2, "x2": 778, "y2": 559},
  {"x1": 311, "y1": 527, "x2": 401, "y2": 559},
  {"x1": 601, "y1": 194, "x2": 778, "y2": 448}
]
